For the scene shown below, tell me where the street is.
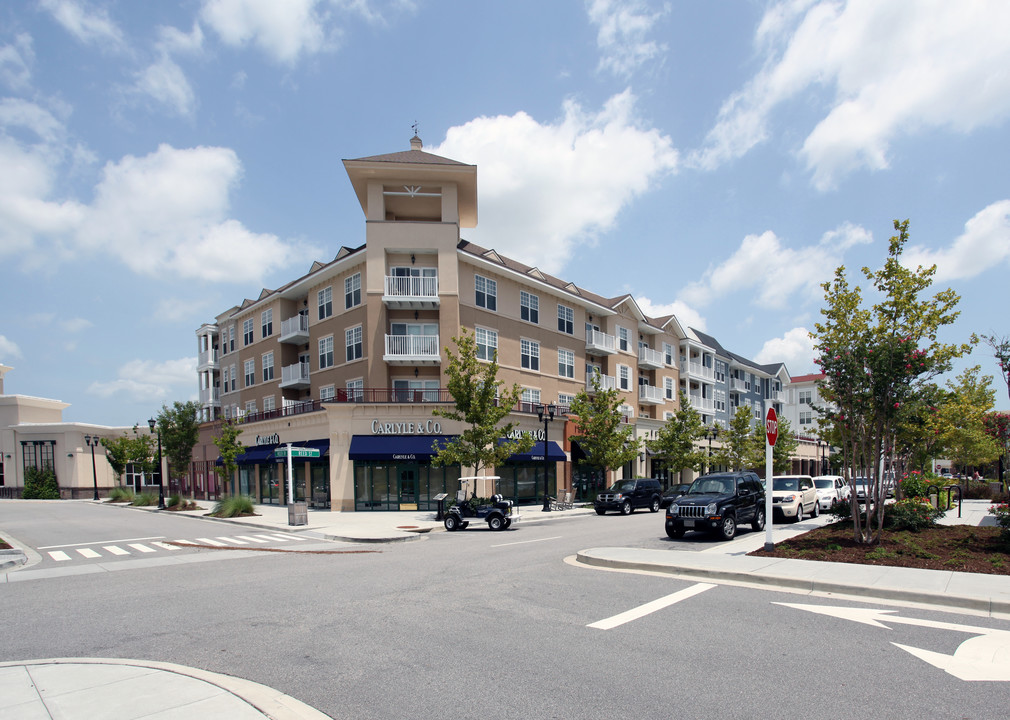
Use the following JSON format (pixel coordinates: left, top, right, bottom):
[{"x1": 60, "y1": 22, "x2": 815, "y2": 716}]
[{"x1": 2, "y1": 502, "x2": 1008, "y2": 719}]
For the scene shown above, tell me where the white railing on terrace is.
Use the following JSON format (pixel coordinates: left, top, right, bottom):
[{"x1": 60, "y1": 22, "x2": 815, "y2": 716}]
[
  {"x1": 689, "y1": 394, "x2": 715, "y2": 411},
  {"x1": 384, "y1": 275, "x2": 438, "y2": 300},
  {"x1": 281, "y1": 361, "x2": 311, "y2": 385},
  {"x1": 681, "y1": 360, "x2": 714, "y2": 379},
  {"x1": 768, "y1": 389, "x2": 785, "y2": 402},
  {"x1": 384, "y1": 334, "x2": 440, "y2": 358},
  {"x1": 639, "y1": 385, "x2": 664, "y2": 403},
  {"x1": 586, "y1": 329, "x2": 616, "y2": 354},
  {"x1": 198, "y1": 349, "x2": 219, "y2": 367},
  {"x1": 586, "y1": 372, "x2": 617, "y2": 392},
  {"x1": 280, "y1": 314, "x2": 309, "y2": 337},
  {"x1": 199, "y1": 387, "x2": 220, "y2": 404},
  {"x1": 639, "y1": 346, "x2": 665, "y2": 367},
  {"x1": 729, "y1": 378, "x2": 748, "y2": 392}
]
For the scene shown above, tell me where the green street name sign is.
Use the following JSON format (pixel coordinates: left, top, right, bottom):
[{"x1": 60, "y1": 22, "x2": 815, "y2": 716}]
[{"x1": 274, "y1": 447, "x2": 321, "y2": 459}]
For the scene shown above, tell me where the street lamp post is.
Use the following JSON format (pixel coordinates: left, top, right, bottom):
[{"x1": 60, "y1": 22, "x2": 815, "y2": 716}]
[
  {"x1": 537, "y1": 403, "x2": 556, "y2": 512},
  {"x1": 706, "y1": 426, "x2": 719, "y2": 474},
  {"x1": 84, "y1": 434, "x2": 100, "y2": 501},
  {"x1": 147, "y1": 418, "x2": 166, "y2": 509},
  {"x1": 819, "y1": 439, "x2": 828, "y2": 475}
]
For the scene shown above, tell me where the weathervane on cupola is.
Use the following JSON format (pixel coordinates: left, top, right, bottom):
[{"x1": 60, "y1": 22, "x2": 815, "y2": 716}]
[{"x1": 410, "y1": 120, "x2": 423, "y2": 151}]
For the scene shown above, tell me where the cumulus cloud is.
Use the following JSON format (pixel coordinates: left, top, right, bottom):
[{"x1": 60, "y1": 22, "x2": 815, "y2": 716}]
[
  {"x1": 0, "y1": 335, "x2": 23, "y2": 361},
  {"x1": 691, "y1": 0, "x2": 1010, "y2": 189},
  {"x1": 431, "y1": 90, "x2": 678, "y2": 273},
  {"x1": 586, "y1": 0, "x2": 668, "y2": 78},
  {"x1": 754, "y1": 327, "x2": 816, "y2": 374},
  {"x1": 0, "y1": 34, "x2": 34, "y2": 90},
  {"x1": 679, "y1": 222, "x2": 872, "y2": 309},
  {"x1": 903, "y1": 200, "x2": 1010, "y2": 282},
  {"x1": 39, "y1": 0, "x2": 127, "y2": 51},
  {"x1": 132, "y1": 55, "x2": 197, "y2": 117},
  {"x1": 88, "y1": 357, "x2": 197, "y2": 401},
  {"x1": 200, "y1": 0, "x2": 332, "y2": 64}
]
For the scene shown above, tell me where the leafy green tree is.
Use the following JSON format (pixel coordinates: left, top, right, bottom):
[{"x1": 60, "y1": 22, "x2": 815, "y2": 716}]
[
  {"x1": 981, "y1": 333, "x2": 1010, "y2": 402},
  {"x1": 712, "y1": 406, "x2": 757, "y2": 471},
  {"x1": 156, "y1": 401, "x2": 201, "y2": 485},
  {"x1": 568, "y1": 373, "x2": 640, "y2": 482},
  {"x1": 813, "y1": 220, "x2": 971, "y2": 544},
  {"x1": 101, "y1": 427, "x2": 155, "y2": 485},
  {"x1": 935, "y1": 366, "x2": 1000, "y2": 472},
  {"x1": 101, "y1": 434, "x2": 133, "y2": 484},
  {"x1": 750, "y1": 415, "x2": 798, "y2": 475},
  {"x1": 212, "y1": 418, "x2": 245, "y2": 495},
  {"x1": 648, "y1": 391, "x2": 707, "y2": 477},
  {"x1": 431, "y1": 330, "x2": 534, "y2": 480},
  {"x1": 23, "y1": 466, "x2": 60, "y2": 499}
]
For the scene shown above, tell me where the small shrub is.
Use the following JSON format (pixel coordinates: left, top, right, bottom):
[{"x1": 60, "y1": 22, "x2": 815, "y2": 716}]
[
  {"x1": 167, "y1": 493, "x2": 181, "y2": 508},
  {"x1": 866, "y1": 547, "x2": 897, "y2": 561},
  {"x1": 23, "y1": 466, "x2": 60, "y2": 499},
  {"x1": 109, "y1": 486, "x2": 134, "y2": 502},
  {"x1": 887, "y1": 497, "x2": 945, "y2": 531},
  {"x1": 898, "y1": 471, "x2": 930, "y2": 500},
  {"x1": 989, "y1": 502, "x2": 1010, "y2": 543},
  {"x1": 830, "y1": 499, "x2": 852, "y2": 522},
  {"x1": 131, "y1": 491, "x2": 158, "y2": 506},
  {"x1": 962, "y1": 481, "x2": 994, "y2": 500},
  {"x1": 212, "y1": 495, "x2": 255, "y2": 517},
  {"x1": 825, "y1": 543, "x2": 842, "y2": 552}
]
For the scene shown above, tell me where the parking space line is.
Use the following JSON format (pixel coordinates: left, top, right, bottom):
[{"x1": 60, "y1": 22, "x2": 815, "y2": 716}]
[{"x1": 588, "y1": 583, "x2": 716, "y2": 630}]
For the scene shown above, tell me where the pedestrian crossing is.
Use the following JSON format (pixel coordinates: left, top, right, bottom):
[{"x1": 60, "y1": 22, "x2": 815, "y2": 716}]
[{"x1": 42, "y1": 532, "x2": 307, "y2": 563}]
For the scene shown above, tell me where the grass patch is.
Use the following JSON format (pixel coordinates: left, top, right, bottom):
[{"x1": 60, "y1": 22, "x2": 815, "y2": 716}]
[{"x1": 210, "y1": 495, "x2": 256, "y2": 518}]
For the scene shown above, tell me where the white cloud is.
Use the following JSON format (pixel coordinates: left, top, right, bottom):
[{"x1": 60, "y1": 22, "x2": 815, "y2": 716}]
[
  {"x1": 201, "y1": 0, "x2": 331, "y2": 64},
  {"x1": 679, "y1": 222, "x2": 872, "y2": 309},
  {"x1": 431, "y1": 91, "x2": 678, "y2": 274},
  {"x1": 0, "y1": 33, "x2": 34, "y2": 90},
  {"x1": 691, "y1": 0, "x2": 1010, "y2": 189},
  {"x1": 88, "y1": 357, "x2": 197, "y2": 401},
  {"x1": 0, "y1": 335, "x2": 23, "y2": 361},
  {"x1": 903, "y1": 200, "x2": 1010, "y2": 282},
  {"x1": 133, "y1": 55, "x2": 197, "y2": 117},
  {"x1": 635, "y1": 296, "x2": 706, "y2": 333},
  {"x1": 61, "y1": 317, "x2": 93, "y2": 333},
  {"x1": 754, "y1": 326, "x2": 816, "y2": 374},
  {"x1": 586, "y1": 0, "x2": 668, "y2": 78},
  {"x1": 39, "y1": 0, "x2": 126, "y2": 51}
]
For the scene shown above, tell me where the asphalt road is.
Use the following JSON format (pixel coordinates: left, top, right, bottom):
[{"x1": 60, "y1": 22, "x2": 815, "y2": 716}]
[{"x1": 2, "y1": 503, "x2": 1008, "y2": 719}]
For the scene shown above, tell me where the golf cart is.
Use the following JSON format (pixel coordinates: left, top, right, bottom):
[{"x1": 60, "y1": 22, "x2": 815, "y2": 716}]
[{"x1": 443, "y1": 476, "x2": 520, "y2": 531}]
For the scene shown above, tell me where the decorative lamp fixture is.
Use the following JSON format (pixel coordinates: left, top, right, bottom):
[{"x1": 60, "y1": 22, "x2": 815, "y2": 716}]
[
  {"x1": 147, "y1": 417, "x2": 166, "y2": 509},
  {"x1": 537, "y1": 404, "x2": 557, "y2": 512}
]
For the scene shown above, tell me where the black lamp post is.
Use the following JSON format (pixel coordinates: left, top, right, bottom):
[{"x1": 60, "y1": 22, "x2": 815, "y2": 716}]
[
  {"x1": 819, "y1": 439, "x2": 828, "y2": 475},
  {"x1": 706, "y1": 426, "x2": 719, "y2": 474},
  {"x1": 85, "y1": 434, "x2": 100, "y2": 501},
  {"x1": 537, "y1": 403, "x2": 556, "y2": 512},
  {"x1": 147, "y1": 418, "x2": 166, "y2": 509}
]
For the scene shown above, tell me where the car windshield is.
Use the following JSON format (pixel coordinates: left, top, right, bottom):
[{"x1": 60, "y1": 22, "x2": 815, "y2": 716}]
[
  {"x1": 814, "y1": 479, "x2": 834, "y2": 489},
  {"x1": 608, "y1": 481, "x2": 636, "y2": 492},
  {"x1": 689, "y1": 477, "x2": 732, "y2": 494},
  {"x1": 773, "y1": 478, "x2": 799, "y2": 491}
]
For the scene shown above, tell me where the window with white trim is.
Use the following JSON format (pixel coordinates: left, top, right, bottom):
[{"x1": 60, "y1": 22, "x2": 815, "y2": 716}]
[
  {"x1": 345, "y1": 325, "x2": 362, "y2": 362},
  {"x1": 715, "y1": 389, "x2": 726, "y2": 412},
  {"x1": 619, "y1": 404, "x2": 634, "y2": 419},
  {"x1": 664, "y1": 411, "x2": 674, "y2": 420},
  {"x1": 244, "y1": 359, "x2": 255, "y2": 387},
  {"x1": 345, "y1": 273, "x2": 361, "y2": 309},
  {"x1": 346, "y1": 378, "x2": 364, "y2": 401},
  {"x1": 558, "y1": 348, "x2": 575, "y2": 378},
  {"x1": 475, "y1": 327, "x2": 498, "y2": 361},
  {"x1": 799, "y1": 390, "x2": 812, "y2": 405},
  {"x1": 221, "y1": 367, "x2": 230, "y2": 393},
  {"x1": 320, "y1": 385, "x2": 335, "y2": 402},
  {"x1": 663, "y1": 342, "x2": 674, "y2": 365},
  {"x1": 475, "y1": 274, "x2": 497, "y2": 311},
  {"x1": 520, "y1": 290, "x2": 539, "y2": 324},
  {"x1": 800, "y1": 410, "x2": 813, "y2": 426},
  {"x1": 263, "y1": 396, "x2": 275, "y2": 412},
  {"x1": 618, "y1": 364, "x2": 631, "y2": 391},
  {"x1": 715, "y1": 361, "x2": 726, "y2": 382},
  {"x1": 227, "y1": 325, "x2": 235, "y2": 353},
  {"x1": 618, "y1": 326, "x2": 630, "y2": 352},
  {"x1": 664, "y1": 376, "x2": 674, "y2": 399},
  {"x1": 521, "y1": 388, "x2": 541, "y2": 408},
  {"x1": 557, "y1": 304, "x2": 574, "y2": 334},
  {"x1": 318, "y1": 286, "x2": 332, "y2": 320},
  {"x1": 319, "y1": 336, "x2": 334, "y2": 369},
  {"x1": 558, "y1": 393, "x2": 575, "y2": 408},
  {"x1": 261, "y1": 308, "x2": 273, "y2": 338},
  {"x1": 521, "y1": 339, "x2": 540, "y2": 371},
  {"x1": 245, "y1": 400, "x2": 257, "y2": 415},
  {"x1": 243, "y1": 318, "x2": 254, "y2": 346},
  {"x1": 262, "y1": 352, "x2": 274, "y2": 382}
]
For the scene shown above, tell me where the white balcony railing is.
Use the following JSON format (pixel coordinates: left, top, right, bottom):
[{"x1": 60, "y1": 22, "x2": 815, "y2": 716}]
[
  {"x1": 729, "y1": 378, "x2": 748, "y2": 392},
  {"x1": 639, "y1": 385, "x2": 665, "y2": 404},
  {"x1": 383, "y1": 275, "x2": 439, "y2": 306},
  {"x1": 688, "y1": 394, "x2": 715, "y2": 412},
  {"x1": 586, "y1": 372, "x2": 617, "y2": 393},
  {"x1": 198, "y1": 349, "x2": 219, "y2": 368},
  {"x1": 680, "y1": 359, "x2": 714, "y2": 380},
  {"x1": 638, "y1": 346, "x2": 665, "y2": 369},
  {"x1": 280, "y1": 361, "x2": 311, "y2": 388},
  {"x1": 199, "y1": 387, "x2": 220, "y2": 405},
  {"x1": 586, "y1": 329, "x2": 617, "y2": 355},
  {"x1": 384, "y1": 334, "x2": 440, "y2": 364},
  {"x1": 279, "y1": 314, "x2": 310, "y2": 344}
]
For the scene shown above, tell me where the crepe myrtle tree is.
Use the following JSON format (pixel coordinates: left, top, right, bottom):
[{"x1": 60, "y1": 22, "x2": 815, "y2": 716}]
[
  {"x1": 813, "y1": 219, "x2": 972, "y2": 545},
  {"x1": 567, "y1": 372, "x2": 640, "y2": 485},
  {"x1": 983, "y1": 412, "x2": 1010, "y2": 486},
  {"x1": 930, "y1": 366, "x2": 1000, "y2": 477},
  {"x1": 431, "y1": 329, "x2": 535, "y2": 486}
]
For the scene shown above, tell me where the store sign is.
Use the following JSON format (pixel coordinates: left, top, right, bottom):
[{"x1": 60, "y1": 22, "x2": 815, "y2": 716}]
[
  {"x1": 505, "y1": 428, "x2": 546, "y2": 441},
  {"x1": 371, "y1": 419, "x2": 442, "y2": 435},
  {"x1": 256, "y1": 434, "x2": 280, "y2": 445}
]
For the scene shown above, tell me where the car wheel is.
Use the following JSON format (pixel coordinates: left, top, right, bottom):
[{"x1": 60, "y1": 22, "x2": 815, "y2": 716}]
[
  {"x1": 752, "y1": 508, "x2": 765, "y2": 532},
  {"x1": 794, "y1": 504, "x2": 804, "y2": 523},
  {"x1": 811, "y1": 501, "x2": 819, "y2": 518},
  {"x1": 444, "y1": 515, "x2": 458, "y2": 531},
  {"x1": 666, "y1": 525, "x2": 685, "y2": 539},
  {"x1": 488, "y1": 515, "x2": 503, "y2": 531},
  {"x1": 718, "y1": 515, "x2": 736, "y2": 541},
  {"x1": 502, "y1": 519, "x2": 511, "y2": 529},
  {"x1": 649, "y1": 497, "x2": 660, "y2": 513},
  {"x1": 620, "y1": 500, "x2": 632, "y2": 515},
  {"x1": 595, "y1": 507, "x2": 606, "y2": 515}
]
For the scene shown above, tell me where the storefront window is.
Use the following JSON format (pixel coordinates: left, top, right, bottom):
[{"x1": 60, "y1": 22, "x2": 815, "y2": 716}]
[
  {"x1": 260, "y1": 463, "x2": 279, "y2": 504},
  {"x1": 354, "y1": 462, "x2": 461, "y2": 511},
  {"x1": 310, "y1": 463, "x2": 329, "y2": 508}
]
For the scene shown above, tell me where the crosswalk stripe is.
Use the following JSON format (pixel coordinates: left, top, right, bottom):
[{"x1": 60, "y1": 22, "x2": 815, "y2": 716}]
[
  {"x1": 76, "y1": 548, "x2": 101, "y2": 559},
  {"x1": 195, "y1": 537, "x2": 228, "y2": 546},
  {"x1": 104, "y1": 546, "x2": 130, "y2": 556},
  {"x1": 174, "y1": 539, "x2": 197, "y2": 545},
  {"x1": 268, "y1": 532, "x2": 305, "y2": 541},
  {"x1": 151, "y1": 542, "x2": 180, "y2": 551},
  {"x1": 234, "y1": 535, "x2": 268, "y2": 544},
  {"x1": 217, "y1": 536, "x2": 248, "y2": 545},
  {"x1": 128, "y1": 544, "x2": 156, "y2": 553},
  {"x1": 254, "y1": 534, "x2": 290, "y2": 542},
  {"x1": 49, "y1": 551, "x2": 71, "y2": 562}
]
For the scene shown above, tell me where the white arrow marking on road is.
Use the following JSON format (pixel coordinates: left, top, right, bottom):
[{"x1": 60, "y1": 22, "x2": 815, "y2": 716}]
[
  {"x1": 777, "y1": 603, "x2": 1010, "y2": 682},
  {"x1": 588, "y1": 583, "x2": 715, "y2": 630}
]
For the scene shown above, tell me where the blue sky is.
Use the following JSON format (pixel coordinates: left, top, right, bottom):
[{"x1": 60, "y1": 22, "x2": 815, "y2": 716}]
[{"x1": 1, "y1": 0, "x2": 1008, "y2": 426}]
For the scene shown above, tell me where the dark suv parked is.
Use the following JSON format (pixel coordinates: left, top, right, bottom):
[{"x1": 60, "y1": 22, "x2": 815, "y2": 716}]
[
  {"x1": 665, "y1": 472, "x2": 765, "y2": 541},
  {"x1": 594, "y1": 478, "x2": 663, "y2": 515}
]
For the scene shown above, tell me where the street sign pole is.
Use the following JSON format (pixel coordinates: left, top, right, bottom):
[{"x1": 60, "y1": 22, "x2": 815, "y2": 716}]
[
  {"x1": 285, "y1": 442, "x2": 294, "y2": 506},
  {"x1": 764, "y1": 404, "x2": 778, "y2": 552}
]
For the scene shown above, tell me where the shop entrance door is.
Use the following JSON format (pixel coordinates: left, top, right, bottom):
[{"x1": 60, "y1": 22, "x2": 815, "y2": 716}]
[{"x1": 398, "y1": 465, "x2": 418, "y2": 510}]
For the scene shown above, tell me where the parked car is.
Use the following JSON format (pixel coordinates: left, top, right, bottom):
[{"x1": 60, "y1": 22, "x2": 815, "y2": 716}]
[
  {"x1": 595, "y1": 478, "x2": 663, "y2": 515},
  {"x1": 659, "y1": 483, "x2": 692, "y2": 509},
  {"x1": 771, "y1": 475, "x2": 819, "y2": 522},
  {"x1": 812, "y1": 475, "x2": 847, "y2": 510},
  {"x1": 853, "y1": 477, "x2": 870, "y2": 501},
  {"x1": 665, "y1": 472, "x2": 765, "y2": 541}
]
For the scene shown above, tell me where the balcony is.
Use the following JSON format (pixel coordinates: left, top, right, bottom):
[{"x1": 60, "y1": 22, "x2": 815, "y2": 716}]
[
  {"x1": 586, "y1": 329, "x2": 616, "y2": 355},
  {"x1": 279, "y1": 361, "x2": 311, "y2": 389},
  {"x1": 384, "y1": 334, "x2": 441, "y2": 365},
  {"x1": 729, "y1": 377, "x2": 748, "y2": 392},
  {"x1": 199, "y1": 387, "x2": 220, "y2": 406},
  {"x1": 639, "y1": 384, "x2": 665, "y2": 405},
  {"x1": 586, "y1": 372, "x2": 617, "y2": 393},
  {"x1": 383, "y1": 275, "x2": 439, "y2": 309},
  {"x1": 680, "y1": 359, "x2": 714, "y2": 380},
  {"x1": 197, "y1": 348, "x2": 219, "y2": 371},
  {"x1": 688, "y1": 394, "x2": 715, "y2": 412},
  {"x1": 767, "y1": 389, "x2": 785, "y2": 402},
  {"x1": 638, "y1": 346, "x2": 664, "y2": 370},
  {"x1": 279, "y1": 314, "x2": 310, "y2": 345}
]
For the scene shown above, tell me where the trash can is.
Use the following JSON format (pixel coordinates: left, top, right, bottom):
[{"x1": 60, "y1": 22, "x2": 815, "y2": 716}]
[{"x1": 288, "y1": 501, "x2": 308, "y2": 526}]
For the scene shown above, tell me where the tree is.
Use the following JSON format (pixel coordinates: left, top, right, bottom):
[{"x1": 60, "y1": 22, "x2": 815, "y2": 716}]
[
  {"x1": 156, "y1": 401, "x2": 201, "y2": 487},
  {"x1": 101, "y1": 426, "x2": 156, "y2": 486},
  {"x1": 23, "y1": 466, "x2": 60, "y2": 499},
  {"x1": 647, "y1": 391, "x2": 707, "y2": 477},
  {"x1": 981, "y1": 333, "x2": 1010, "y2": 402},
  {"x1": 431, "y1": 330, "x2": 534, "y2": 481},
  {"x1": 750, "y1": 415, "x2": 798, "y2": 475},
  {"x1": 813, "y1": 219, "x2": 971, "y2": 544},
  {"x1": 983, "y1": 412, "x2": 1010, "y2": 486},
  {"x1": 712, "y1": 406, "x2": 757, "y2": 471},
  {"x1": 212, "y1": 418, "x2": 245, "y2": 495},
  {"x1": 567, "y1": 373, "x2": 640, "y2": 482},
  {"x1": 935, "y1": 366, "x2": 1000, "y2": 473}
]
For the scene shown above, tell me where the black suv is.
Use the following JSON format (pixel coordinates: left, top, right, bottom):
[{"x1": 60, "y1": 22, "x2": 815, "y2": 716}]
[
  {"x1": 665, "y1": 472, "x2": 765, "y2": 541},
  {"x1": 594, "y1": 478, "x2": 663, "y2": 515}
]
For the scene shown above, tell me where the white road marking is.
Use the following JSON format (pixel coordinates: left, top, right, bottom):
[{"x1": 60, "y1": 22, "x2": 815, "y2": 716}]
[
  {"x1": 150, "y1": 542, "x2": 180, "y2": 551},
  {"x1": 174, "y1": 540, "x2": 197, "y2": 545},
  {"x1": 217, "y1": 536, "x2": 247, "y2": 545},
  {"x1": 127, "y1": 544, "x2": 156, "y2": 553},
  {"x1": 39, "y1": 536, "x2": 164, "y2": 550},
  {"x1": 234, "y1": 535, "x2": 269, "y2": 544},
  {"x1": 588, "y1": 583, "x2": 716, "y2": 630},
  {"x1": 48, "y1": 551, "x2": 71, "y2": 562},
  {"x1": 195, "y1": 538, "x2": 228, "y2": 546},
  {"x1": 269, "y1": 532, "x2": 304, "y2": 540},
  {"x1": 254, "y1": 534, "x2": 290, "y2": 542},
  {"x1": 76, "y1": 548, "x2": 101, "y2": 559},
  {"x1": 103, "y1": 546, "x2": 130, "y2": 556},
  {"x1": 491, "y1": 536, "x2": 562, "y2": 548}
]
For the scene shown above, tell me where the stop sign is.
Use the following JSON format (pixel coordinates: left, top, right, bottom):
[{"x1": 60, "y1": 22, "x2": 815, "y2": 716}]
[{"x1": 765, "y1": 407, "x2": 778, "y2": 446}]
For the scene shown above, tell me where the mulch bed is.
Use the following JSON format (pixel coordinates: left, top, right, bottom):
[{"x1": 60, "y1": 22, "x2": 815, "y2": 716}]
[
  {"x1": 0, "y1": 540, "x2": 11, "y2": 550},
  {"x1": 748, "y1": 521, "x2": 1010, "y2": 575}
]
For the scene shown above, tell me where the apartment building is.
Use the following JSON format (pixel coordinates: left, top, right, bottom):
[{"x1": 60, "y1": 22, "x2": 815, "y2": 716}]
[{"x1": 190, "y1": 136, "x2": 793, "y2": 511}]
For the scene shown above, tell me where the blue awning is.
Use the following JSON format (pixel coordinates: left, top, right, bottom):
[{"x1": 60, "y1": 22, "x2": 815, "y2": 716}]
[
  {"x1": 348, "y1": 435, "x2": 455, "y2": 461},
  {"x1": 505, "y1": 440, "x2": 566, "y2": 463}
]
